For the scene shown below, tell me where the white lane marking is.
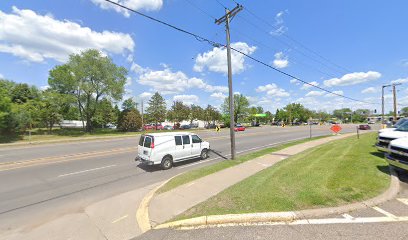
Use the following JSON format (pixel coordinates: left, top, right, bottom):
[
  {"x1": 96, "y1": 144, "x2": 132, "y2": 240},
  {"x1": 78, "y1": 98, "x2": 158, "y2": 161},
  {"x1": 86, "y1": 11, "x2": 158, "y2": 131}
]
[
  {"x1": 342, "y1": 213, "x2": 354, "y2": 220},
  {"x1": 372, "y1": 206, "x2": 397, "y2": 218},
  {"x1": 58, "y1": 164, "x2": 117, "y2": 177},
  {"x1": 179, "y1": 216, "x2": 408, "y2": 230},
  {"x1": 397, "y1": 198, "x2": 408, "y2": 206},
  {"x1": 112, "y1": 215, "x2": 128, "y2": 224}
]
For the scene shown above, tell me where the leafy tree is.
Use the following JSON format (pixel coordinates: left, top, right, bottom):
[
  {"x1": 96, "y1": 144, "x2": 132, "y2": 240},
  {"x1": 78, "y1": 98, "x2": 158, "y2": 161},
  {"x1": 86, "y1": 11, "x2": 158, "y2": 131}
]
[
  {"x1": 11, "y1": 100, "x2": 41, "y2": 133},
  {"x1": 145, "y1": 92, "x2": 166, "y2": 125},
  {"x1": 39, "y1": 90, "x2": 64, "y2": 133},
  {"x1": 94, "y1": 98, "x2": 116, "y2": 128},
  {"x1": 167, "y1": 101, "x2": 190, "y2": 123},
  {"x1": 122, "y1": 98, "x2": 137, "y2": 111},
  {"x1": 401, "y1": 107, "x2": 408, "y2": 116},
  {"x1": 120, "y1": 109, "x2": 142, "y2": 132},
  {"x1": 204, "y1": 105, "x2": 221, "y2": 125},
  {"x1": 265, "y1": 111, "x2": 273, "y2": 123},
  {"x1": 10, "y1": 83, "x2": 39, "y2": 104},
  {"x1": 221, "y1": 94, "x2": 249, "y2": 123},
  {"x1": 352, "y1": 109, "x2": 370, "y2": 123},
  {"x1": 190, "y1": 104, "x2": 204, "y2": 123},
  {"x1": 333, "y1": 108, "x2": 352, "y2": 122},
  {"x1": 0, "y1": 87, "x2": 13, "y2": 133},
  {"x1": 48, "y1": 49, "x2": 127, "y2": 132},
  {"x1": 284, "y1": 103, "x2": 311, "y2": 124}
]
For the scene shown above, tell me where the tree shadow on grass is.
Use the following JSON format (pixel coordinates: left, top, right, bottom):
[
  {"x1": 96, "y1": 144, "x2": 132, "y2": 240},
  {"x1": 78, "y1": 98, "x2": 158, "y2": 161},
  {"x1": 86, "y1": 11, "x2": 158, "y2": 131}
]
[
  {"x1": 0, "y1": 134, "x2": 22, "y2": 143},
  {"x1": 371, "y1": 151, "x2": 386, "y2": 158}
]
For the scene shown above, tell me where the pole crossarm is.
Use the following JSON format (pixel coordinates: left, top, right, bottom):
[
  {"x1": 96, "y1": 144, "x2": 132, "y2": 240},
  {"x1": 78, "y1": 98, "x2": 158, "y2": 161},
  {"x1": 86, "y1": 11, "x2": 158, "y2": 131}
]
[{"x1": 215, "y1": 4, "x2": 243, "y2": 25}]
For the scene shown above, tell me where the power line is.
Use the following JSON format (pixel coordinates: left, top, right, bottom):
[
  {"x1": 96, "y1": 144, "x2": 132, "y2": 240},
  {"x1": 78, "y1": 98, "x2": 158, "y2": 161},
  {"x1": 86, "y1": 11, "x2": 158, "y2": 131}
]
[
  {"x1": 231, "y1": 0, "x2": 353, "y2": 74},
  {"x1": 214, "y1": 0, "x2": 228, "y2": 9},
  {"x1": 102, "y1": 0, "x2": 377, "y2": 106},
  {"x1": 184, "y1": 0, "x2": 217, "y2": 20}
]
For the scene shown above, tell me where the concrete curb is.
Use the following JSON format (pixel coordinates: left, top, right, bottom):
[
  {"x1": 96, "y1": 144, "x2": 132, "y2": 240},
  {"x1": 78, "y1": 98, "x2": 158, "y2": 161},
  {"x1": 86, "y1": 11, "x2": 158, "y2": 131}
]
[
  {"x1": 155, "y1": 167, "x2": 400, "y2": 229},
  {"x1": 136, "y1": 173, "x2": 182, "y2": 233}
]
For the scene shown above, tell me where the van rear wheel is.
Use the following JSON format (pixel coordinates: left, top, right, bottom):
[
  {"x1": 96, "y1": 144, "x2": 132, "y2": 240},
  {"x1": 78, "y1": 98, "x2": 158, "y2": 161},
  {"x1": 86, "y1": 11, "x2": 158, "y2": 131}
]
[
  {"x1": 161, "y1": 156, "x2": 173, "y2": 170},
  {"x1": 200, "y1": 149, "x2": 208, "y2": 160}
]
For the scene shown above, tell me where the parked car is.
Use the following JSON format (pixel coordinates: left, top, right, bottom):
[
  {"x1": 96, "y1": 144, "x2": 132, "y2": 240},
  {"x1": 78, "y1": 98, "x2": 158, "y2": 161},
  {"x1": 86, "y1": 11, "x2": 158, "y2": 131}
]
[
  {"x1": 180, "y1": 125, "x2": 191, "y2": 130},
  {"x1": 376, "y1": 121, "x2": 408, "y2": 152},
  {"x1": 386, "y1": 137, "x2": 408, "y2": 173},
  {"x1": 163, "y1": 125, "x2": 173, "y2": 130},
  {"x1": 153, "y1": 123, "x2": 164, "y2": 130},
  {"x1": 136, "y1": 132, "x2": 210, "y2": 170},
  {"x1": 358, "y1": 124, "x2": 371, "y2": 130},
  {"x1": 143, "y1": 124, "x2": 153, "y2": 130},
  {"x1": 251, "y1": 122, "x2": 260, "y2": 127},
  {"x1": 234, "y1": 124, "x2": 245, "y2": 131}
]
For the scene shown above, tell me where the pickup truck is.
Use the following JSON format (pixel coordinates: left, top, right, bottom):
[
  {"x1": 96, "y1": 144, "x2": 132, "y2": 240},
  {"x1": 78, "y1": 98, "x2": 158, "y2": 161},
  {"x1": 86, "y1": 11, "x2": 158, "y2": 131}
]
[
  {"x1": 378, "y1": 117, "x2": 407, "y2": 134},
  {"x1": 376, "y1": 120, "x2": 408, "y2": 152},
  {"x1": 386, "y1": 137, "x2": 408, "y2": 173}
]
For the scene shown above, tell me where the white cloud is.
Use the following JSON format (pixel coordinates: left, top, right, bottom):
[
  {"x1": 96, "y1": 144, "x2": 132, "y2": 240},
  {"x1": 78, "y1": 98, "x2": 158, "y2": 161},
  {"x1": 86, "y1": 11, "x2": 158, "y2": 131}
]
[
  {"x1": 256, "y1": 83, "x2": 290, "y2": 97},
  {"x1": 361, "y1": 87, "x2": 378, "y2": 94},
  {"x1": 139, "y1": 92, "x2": 153, "y2": 99},
  {"x1": 301, "y1": 81, "x2": 319, "y2": 90},
  {"x1": 305, "y1": 90, "x2": 324, "y2": 97},
  {"x1": 0, "y1": 73, "x2": 3, "y2": 79},
  {"x1": 270, "y1": 10, "x2": 288, "y2": 36},
  {"x1": 290, "y1": 79, "x2": 300, "y2": 85},
  {"x1": 400, "y1": 59, "x2": 408, "y2": 67},
  {"x1": 173, "y1": 95, "x2": 199, "y2": 105},
  {"x1": 325, "y1": 90, "x2": 344, "y2": 98},
  {"x1": 131, "y1": 62, "x2": 149, "y2": 74},
  {"x1": 391, "y1": 77, "x2": 408, "y2": 84},
  {"x1": 125, "y1": 76, "x2": 132, "y2": 86},
  {"x1": 272, "y1": 52, "x2": 289, "y2": 69},
  {"x1": 0, "y1": 7, "x2": 134, "y2": 63},
  {"x1": 210, "y1": 92, "x2": 227, "y2": 101},
  {"x1": 138, "y1": 67, "x2": 228, "y2": 95},
  {"x1": 193, "y1": 42, "x2": 257, "y2": 74},
  {"x1": 91, "y1": 0, "x2": 163, "y2": 17},
  {"x1": 40, "y1": 85, "x2": 50, "y2": 91},
  {"x1": 323, "y1": 71, "x2": 381, "y2": 87}
]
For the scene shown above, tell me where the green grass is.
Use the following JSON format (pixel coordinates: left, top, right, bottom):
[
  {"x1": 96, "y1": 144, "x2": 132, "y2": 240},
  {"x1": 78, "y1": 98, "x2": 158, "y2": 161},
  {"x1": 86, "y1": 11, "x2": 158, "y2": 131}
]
[
  {"x1": 175, "y1": 132, "x2": 390, "y2": 220},
  {"x1": 157, "y1": 135, "x2": 329, "y2": 194}
]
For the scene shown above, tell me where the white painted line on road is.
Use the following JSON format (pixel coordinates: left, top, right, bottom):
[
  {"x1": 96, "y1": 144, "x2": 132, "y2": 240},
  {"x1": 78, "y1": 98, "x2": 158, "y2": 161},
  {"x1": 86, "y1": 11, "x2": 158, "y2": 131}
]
[
  {"x1": 397, "y1": 198, "x2": 408, "y2": 206},
  {"x1": 342, "y1": 213, "x2": 354, "y2": 220},
  {"x1": 58, "y1": 164, "x2": 117, "y2": 177},
  {"x1": 372, "y1": 206, "x2": 397, "y2": 218},
  {"x1": 112, "y1": 215, "x2": 128, "y2": 224}
]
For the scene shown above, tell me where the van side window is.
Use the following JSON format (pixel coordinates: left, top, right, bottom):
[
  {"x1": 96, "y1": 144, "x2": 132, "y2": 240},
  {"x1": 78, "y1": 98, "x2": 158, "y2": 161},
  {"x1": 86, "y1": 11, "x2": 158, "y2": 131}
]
[
  {"x1": 192, "y1": 135, "x2": 201, "y2": 143},
  {"x1": 144, "y1": 136, "x2": 152, "y2": 148},
  {"x1": 139, "y1": 136, "x2": 144, "y2": 146},
  {"x1": 182, "y1": 135, "x2": 190, "y2": 145},
  {"x1": 175, "y1": 136, "x2": 182, "y2": 146}
]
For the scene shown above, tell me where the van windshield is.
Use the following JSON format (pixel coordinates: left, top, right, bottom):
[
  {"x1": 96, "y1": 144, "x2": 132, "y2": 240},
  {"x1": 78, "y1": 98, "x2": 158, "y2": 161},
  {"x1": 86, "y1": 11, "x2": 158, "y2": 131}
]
[
  {"x1": 144, "y1": 136, "x2": 152, "y2": 148},
  {"x1": 395, "y1": 118, "x2": 407, "y2": 128}
]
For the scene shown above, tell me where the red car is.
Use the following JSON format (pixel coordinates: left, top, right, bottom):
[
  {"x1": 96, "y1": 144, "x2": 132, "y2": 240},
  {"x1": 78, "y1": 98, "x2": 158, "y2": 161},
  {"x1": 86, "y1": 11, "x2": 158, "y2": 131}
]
[
  {"x1": 143, "y1": 124, "x2": 153, "y2": 130},
  {"x1": 358, "y1": 124, "x2": 371, "y2": 130},
  {"x1": 234, "y1": 124, "x2": 246, "y2": 131},
  {"x1": 153, "y1": 124, "x2": 164, "y2": 130}
]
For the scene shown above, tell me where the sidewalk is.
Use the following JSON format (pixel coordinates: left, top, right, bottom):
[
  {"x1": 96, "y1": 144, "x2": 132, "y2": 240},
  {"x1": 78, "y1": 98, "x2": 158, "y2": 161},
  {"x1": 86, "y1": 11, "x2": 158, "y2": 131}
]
[{"x1": 148, "y1": 133, "x2": 358, "y2": 227}]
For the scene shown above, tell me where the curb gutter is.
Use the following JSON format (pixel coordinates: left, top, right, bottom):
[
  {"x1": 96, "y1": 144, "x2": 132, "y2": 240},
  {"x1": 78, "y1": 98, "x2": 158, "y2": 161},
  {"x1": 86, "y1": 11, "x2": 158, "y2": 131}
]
[{"x1": 155, "y1": 167, "x2": 400, "y2": 229}]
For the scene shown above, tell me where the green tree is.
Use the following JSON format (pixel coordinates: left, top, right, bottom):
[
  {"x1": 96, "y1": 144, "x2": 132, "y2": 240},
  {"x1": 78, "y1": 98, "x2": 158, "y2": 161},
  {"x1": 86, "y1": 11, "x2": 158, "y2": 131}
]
[
  {"x1": 49, "y1": 49, "x2": 127, "y2": 132},
  {"x1": 333, "y1": 108, "x2": 352, "y2": 122},
  {"x1": 0, "y1": 87, "x2": 13, "y2": 133},
  {"x1": 39, "y1": 90, "x2": 65, "y2": 133},
  {"x1": 190, "y1": 104, "x2": 204, "y2": 123},
  {"x1": 10, "y1": 83, "x2": 39, "y2": 104},
  {"x1": 284, "y1": 103, "x2": 310, "y2": 124},
  {"x1": 204, "y1": 105, "x2": 221, "y2": 126},
  {"x1": 122, "y1": 98, "x2": 137, "y2": 111},
  {"x1": 145, "y1": 92, "x2": 166, "y2": 126},
  {"x1": 401, "y1": 107, "x2": 408, "y2": 116},
  {"x1": 221, "y1": 94, "x2": 249, "y2": 123},
  {"x1": 120, "y1": 109, "x2": 142, "y2": 132},
  {"x1": 94, "y1": 98, "x2": 116, "y2": 128},
  {"x1": 167, "y1": 101, "x2": 190, "y2": 123}
]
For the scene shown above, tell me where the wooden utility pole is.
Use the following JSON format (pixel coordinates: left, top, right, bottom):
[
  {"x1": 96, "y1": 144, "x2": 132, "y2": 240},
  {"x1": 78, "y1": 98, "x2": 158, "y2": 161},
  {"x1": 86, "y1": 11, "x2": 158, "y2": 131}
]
[
  {"x1": 393, "y1": 84, "x2": 397, "y2": 121},
  {"x1": 215, "y1": 4, "x2": 243, "y2": 160}
]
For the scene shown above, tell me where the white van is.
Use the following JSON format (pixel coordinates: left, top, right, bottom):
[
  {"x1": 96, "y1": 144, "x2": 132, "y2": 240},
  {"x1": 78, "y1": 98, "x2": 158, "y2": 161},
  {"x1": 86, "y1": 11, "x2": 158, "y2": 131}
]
[{"x1": 136, "y1": 132, "x2": 210, "y2": 170}]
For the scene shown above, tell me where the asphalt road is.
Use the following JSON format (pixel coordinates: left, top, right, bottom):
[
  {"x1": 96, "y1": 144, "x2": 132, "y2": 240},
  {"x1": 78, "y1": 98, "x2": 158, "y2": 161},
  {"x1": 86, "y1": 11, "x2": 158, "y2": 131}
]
[{"x1": 0, "y1": 124, "x2": 363, "y2": 238}]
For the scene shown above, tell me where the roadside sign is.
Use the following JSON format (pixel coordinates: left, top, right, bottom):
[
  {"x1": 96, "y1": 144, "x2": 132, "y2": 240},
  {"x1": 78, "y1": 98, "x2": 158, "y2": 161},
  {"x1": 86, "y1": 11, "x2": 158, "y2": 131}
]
[
  {"x1": 330, "y1": 124, "x2": 342, "y2": 133},
  {"x1": 215, "y1": 126, "x2": 220, "y2": 132}
]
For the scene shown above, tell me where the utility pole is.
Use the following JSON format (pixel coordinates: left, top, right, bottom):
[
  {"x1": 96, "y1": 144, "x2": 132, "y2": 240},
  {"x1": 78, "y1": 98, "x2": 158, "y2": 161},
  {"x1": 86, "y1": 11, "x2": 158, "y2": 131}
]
[
  {"x1": 381, "y1": 85, "x2": 386, "y2": 125},
  {"x1": 215, "y1": 4, "x2": 243, "y2": 160},
  {"x1": 393, "y1": 84, "x2": 397, "y2": 121},
  {"x1": 141, "y1": 100, "x2": 144, "y2": 131}
]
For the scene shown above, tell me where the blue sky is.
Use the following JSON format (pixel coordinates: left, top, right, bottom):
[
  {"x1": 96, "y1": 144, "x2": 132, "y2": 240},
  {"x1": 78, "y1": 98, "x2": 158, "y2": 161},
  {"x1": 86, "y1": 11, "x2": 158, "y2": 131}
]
[{"x1": 1, "y1": 0, "x2": 408, "y2": 113}]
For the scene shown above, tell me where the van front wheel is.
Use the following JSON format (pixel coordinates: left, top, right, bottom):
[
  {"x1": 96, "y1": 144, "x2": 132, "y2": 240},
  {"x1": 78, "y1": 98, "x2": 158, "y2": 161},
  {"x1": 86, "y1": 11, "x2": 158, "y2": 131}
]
[
  {"x1": 200, "y1": 149, "x2": 208, "y2": 160},
  {"x1": 161, "y1": 156, "x2": 173, "y2": 170}
]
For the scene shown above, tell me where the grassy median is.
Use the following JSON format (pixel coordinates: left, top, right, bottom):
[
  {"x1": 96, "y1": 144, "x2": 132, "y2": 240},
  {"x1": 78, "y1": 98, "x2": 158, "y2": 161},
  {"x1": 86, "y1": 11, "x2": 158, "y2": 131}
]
[
  {"x1": 157, "y1": 136, "x2": 329, "y2": 194},
  {"x1": 175, "y1": 132, "x2": 390, "y2": 219}
]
